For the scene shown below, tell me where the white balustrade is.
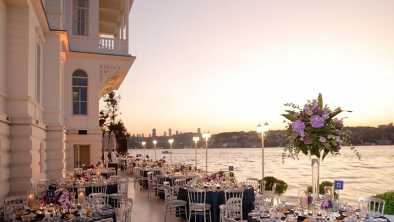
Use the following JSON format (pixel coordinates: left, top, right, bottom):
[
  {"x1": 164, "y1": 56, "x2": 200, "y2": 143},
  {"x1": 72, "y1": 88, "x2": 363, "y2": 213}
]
[{"x1": 98, "y1": 37, "x2": 116, "y2": 50}]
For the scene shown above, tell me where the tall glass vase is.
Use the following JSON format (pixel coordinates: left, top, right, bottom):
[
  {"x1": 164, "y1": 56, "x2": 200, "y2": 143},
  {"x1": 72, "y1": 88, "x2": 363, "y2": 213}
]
[{"x1": 311, "y1": 157, "x2": 320, "y2": 215}]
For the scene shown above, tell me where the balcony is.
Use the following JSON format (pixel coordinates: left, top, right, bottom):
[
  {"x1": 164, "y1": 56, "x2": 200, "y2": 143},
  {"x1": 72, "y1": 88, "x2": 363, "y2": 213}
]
[{"x1": 69, "y1": 36, "x2": 129, "y2": 56}]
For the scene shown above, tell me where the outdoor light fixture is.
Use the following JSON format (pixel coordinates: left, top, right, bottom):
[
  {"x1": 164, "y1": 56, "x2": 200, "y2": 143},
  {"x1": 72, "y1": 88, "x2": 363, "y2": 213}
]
[
  {"x1": 153, "y1": 140, "x2": 157, "y2": 160},
  {"x1": 168, "y1": 138, "x2": 174, "y2": 164},
  {"x1": 192, "y1": 136, "x2": 200, "y2": 170},
  {"x1": 257, "y1": 122, "x2": 269, "y2": 191},
  {"x1": 202, "y1": 132, "x2": 211, "y2": 175}
]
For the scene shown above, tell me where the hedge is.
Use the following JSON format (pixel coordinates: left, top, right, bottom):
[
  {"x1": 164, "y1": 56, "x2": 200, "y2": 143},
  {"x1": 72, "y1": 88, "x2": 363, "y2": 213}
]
[{"x1": 376, "y1": 191, "x2": 394, "y2": 215}]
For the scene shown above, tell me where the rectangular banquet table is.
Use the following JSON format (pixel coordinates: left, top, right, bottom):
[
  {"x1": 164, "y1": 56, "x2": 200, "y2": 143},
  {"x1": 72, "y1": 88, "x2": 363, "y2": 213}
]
[{"x1": 177, "y1": 187, "x2": 255, "y2": 222}]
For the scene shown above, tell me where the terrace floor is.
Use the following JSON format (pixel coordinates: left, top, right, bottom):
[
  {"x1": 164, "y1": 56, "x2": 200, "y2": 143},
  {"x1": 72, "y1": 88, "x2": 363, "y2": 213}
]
[{"x1": 126, "y1": 176, "x2": 184, "y2": 222}]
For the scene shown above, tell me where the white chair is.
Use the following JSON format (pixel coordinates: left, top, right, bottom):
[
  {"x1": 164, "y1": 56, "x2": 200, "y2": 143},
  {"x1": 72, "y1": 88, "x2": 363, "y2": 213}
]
[
  {"x1": 225, "y1": 189, "x2": 243, "y2": 219},
  {"x1": 147, "y1": 171, "x2": 156, "y2": 200},
  {"x1": 359, "y1": 196, "x2": 385, "y2": 216},
  {"x1": 188, "y1": 189, "x2": 211, "y2": 222},
  {"x1": 244, "y1": 177, "x2": 259, "y2": 191},
  {"x1": 163, "y1": 185, "x2": 188, "y2": 222},
  {"x1": 257, "y1": 193, "x2": 276, "y2": 208},
  {"x1": 156, "y1": 175, "x2": 166, "y2": 197},
  {"x1": 220, "y1": 188, "x2": 244, "y2": 222},
  {"x1": 91, "y1": 182, "x2": 108, "y2": 194},
  {"x1": 115, "y1": 198, "x2": 133, "y2": 222},
  {"x1": 133, "y1": 167, "x2": 141, "y2": 188},
  {"x1": 225, "y1": 197, "x2": 244, "y2": 221},
  {"x1": 173, "y1": 178, "x2": 187, "y2": 195},
  {"x1": 88, "y1": 193, "x2": 108, "y2": 211},
  {"x1": 3, "y1": 196, "x2": 26, "y2": 221}
]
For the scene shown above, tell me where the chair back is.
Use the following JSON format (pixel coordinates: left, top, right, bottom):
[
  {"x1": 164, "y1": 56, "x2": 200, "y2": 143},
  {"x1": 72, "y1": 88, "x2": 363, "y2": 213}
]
[
  {"x1": 224, "y1": 188, "x2": 243, "y2": 203},
  {"x1": 118, "y1": 177, "x2": 129, "y2": 194},
  {"x1": 188, "y1": 189, "x2": 207, "y2": 205},
  {"x1": 164, "y1": 186, "x2": 177, "y2": 201},
  {"x1": 254, "y1": 192, "x2": 276, "y2": 208},
  {"x1": 147, "y1": 172, "x2": 154, "y2": 182},
  {"x1": 153, "y1": 168, "x2": 162, "y2": 176},
  {"x1": 173, "y1": 178, "x2": 187, "y2": 194},
  {"x1": 174, "y1": 178, "x2": 187, "y2": 187},
  {"x1": 108, "y1": 167, "x2": 117, "y2": 176},
  {"x1": 91, "y1": 182, "x2": 107, "y2": 194},
  {"x1": 245, "y1": 177, "x2": 259, "y2": 190},
  {"x1": 88, "y1": 193, "x2": 108, "y2": 210},
  {"x1": 225, "y1": 197, "x2": 243, "y2": 220},
  {"x1": 3, "y1": 196, "x2": 26, "y2": 220},
  {"x1": 156, "y1": 175, "x2": 166, "y2": 185},
  {"x1": 115, "y1": 198, "x2": 133, "y2": 222},
  {"x1": 359, "y1": 197, "x2": 385, "y2": 216}
]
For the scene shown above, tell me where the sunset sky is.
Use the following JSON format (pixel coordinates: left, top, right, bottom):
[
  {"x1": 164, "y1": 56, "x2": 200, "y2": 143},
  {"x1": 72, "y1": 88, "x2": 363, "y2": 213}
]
[{"x1": 117, "y1": 0, "x2": 394, "y2": 135}]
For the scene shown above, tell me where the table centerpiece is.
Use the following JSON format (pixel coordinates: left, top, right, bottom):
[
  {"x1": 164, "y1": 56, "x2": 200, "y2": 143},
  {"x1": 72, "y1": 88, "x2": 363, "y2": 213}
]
[{"x1": 282, "y1": 93, "x2": 360, "y2": 209}]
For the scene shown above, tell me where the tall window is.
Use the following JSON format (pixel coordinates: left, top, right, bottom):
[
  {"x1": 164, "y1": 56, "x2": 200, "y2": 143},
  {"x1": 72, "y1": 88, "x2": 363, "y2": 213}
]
[
  {"x1": 36, "y1": 43, "x2": 41, "y2": 103},
  {"x1": 73, "y1": 0, "x2": 89, "y2": 36},
  {"x1": 72, "y1": 70, "x2": 88, "y2": 115}
]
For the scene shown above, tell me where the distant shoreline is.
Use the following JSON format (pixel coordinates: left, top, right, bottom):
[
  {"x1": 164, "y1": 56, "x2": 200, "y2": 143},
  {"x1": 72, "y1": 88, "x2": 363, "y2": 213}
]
[{"x1": 128, "y1": 144, "x2": 394, "y2": 150}]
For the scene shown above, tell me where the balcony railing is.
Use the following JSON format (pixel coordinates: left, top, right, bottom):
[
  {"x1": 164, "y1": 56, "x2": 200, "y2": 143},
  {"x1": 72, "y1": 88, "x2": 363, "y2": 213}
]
[
  {"x1": 98, "y1": 37, "x2": 116, "y2": 50},
  {"x1": 69, "y1": 36, "x2": 129, "y2": 56}
]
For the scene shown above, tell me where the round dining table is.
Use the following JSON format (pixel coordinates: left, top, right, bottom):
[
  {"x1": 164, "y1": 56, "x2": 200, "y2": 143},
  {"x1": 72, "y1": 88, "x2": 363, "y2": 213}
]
[{"x1": 177, "y1": 186, "x2": 255, "y2": 222}]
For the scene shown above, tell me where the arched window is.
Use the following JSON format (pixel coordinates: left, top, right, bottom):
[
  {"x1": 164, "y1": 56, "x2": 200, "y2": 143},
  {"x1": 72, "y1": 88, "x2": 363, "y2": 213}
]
[{"x1": 72, "y1": 70, "x2": 88, "y2": 115}]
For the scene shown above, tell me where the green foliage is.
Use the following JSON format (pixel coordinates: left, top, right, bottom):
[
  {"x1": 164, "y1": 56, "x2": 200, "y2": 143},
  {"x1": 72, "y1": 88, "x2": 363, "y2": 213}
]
[
  {"x1": 100, "y1": 90, "x2": 129, "y2": 153},
  {"x1": 307, "y1": 181, "x2": 333, "y2": 194},
  {"x1": 376, "y1": 191, "x2": 394, "y2": 215},
  {"x1": 259, "y1": 176, "x2": 288, "y2": 195},
  {"x1": 319, "y1": 181, "x2": 333, "y2": 194}
]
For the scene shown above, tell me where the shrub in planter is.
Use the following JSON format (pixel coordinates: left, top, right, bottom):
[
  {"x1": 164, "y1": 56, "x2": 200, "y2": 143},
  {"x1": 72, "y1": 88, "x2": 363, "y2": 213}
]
[
  {"x1": 259, "y1": 176, "x2": 288, "y2": 195},
  {"x1": 376, "y1": 191, "x2": 394, "y2": 215}
]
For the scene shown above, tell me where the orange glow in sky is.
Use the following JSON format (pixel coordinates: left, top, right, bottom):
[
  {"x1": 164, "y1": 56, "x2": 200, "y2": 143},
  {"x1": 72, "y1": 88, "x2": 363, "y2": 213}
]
[{"x1": 117, "y1": 0, "x2": 394, "y2": 135}]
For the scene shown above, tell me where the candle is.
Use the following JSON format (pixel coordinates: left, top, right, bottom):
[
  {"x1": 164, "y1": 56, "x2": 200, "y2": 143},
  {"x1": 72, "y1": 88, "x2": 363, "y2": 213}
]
[
  {"x1": 78, "y1": 191, "x2": 85, "y2": 204},
  {"x1": 27, "y1": 193, "x2": 35, "y2": 208}
]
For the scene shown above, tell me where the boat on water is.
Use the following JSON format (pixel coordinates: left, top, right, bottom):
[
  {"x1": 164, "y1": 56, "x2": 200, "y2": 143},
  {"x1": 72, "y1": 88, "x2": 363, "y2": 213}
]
[{"x1": 161, "y1": 150, "x2": 172, "y2": 154}]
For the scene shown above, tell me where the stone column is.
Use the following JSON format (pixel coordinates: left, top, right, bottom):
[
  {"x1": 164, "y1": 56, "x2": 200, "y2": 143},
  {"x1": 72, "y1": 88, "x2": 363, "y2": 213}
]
[{"x1": 45, "y1": 125, "x2": 66, "y2": 179}]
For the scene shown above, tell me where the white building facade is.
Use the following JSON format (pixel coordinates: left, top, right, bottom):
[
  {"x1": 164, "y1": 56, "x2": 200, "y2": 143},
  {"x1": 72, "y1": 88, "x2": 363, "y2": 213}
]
[{"x1": 0, "y1": 0, "x2": 135, "y2": 201}]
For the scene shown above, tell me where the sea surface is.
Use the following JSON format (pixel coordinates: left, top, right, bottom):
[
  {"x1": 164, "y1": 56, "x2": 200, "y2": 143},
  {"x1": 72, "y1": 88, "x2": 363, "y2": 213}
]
[{"x1": 129, "y1": 146, "x2": 394, "y2": 203}]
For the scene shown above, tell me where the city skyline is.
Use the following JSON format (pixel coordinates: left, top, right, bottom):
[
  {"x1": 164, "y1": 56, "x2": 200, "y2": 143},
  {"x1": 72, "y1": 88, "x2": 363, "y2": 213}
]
[{"x1": 117, "y1": 0, "x2": 394, "y2": 135}]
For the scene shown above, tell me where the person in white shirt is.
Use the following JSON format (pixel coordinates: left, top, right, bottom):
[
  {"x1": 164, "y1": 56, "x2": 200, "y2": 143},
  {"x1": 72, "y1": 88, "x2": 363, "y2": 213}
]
[
  {"x1": 110, "y1": 149, "x2": 118, "y2": 163},
  {"x1": 103, "y1": 151, "x2": 109, "y2": 167}
]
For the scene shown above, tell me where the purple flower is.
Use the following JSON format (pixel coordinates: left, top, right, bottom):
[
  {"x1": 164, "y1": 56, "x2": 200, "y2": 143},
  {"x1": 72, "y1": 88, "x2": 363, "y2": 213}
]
[
  {"x1": 319, "y1": 137, "x2": 327, "y2": 143},
  {"x1": 292, "y1": 120, "x2": 305, "y2": 137},
  {"x1": 311, "y1": 115, "x2": 325, "y2": 128},
  {"x1": 321, "y1": 199, "x2": 332, "y2": 209}
]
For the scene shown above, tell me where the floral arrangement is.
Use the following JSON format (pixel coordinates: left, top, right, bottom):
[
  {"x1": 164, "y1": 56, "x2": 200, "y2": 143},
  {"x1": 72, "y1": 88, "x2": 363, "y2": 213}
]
[
  {"x1": 282, "y1": 93, "x2": 360, "y2": 160},
  {"x1": 56, "y1": 190, "x2": 71, "y2": 212}
]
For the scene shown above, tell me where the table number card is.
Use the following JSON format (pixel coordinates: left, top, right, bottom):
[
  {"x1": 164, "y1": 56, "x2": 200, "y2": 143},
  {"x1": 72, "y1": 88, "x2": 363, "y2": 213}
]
[{"x1": 334, "y1": 180, "x2": 344, "y2": 190}]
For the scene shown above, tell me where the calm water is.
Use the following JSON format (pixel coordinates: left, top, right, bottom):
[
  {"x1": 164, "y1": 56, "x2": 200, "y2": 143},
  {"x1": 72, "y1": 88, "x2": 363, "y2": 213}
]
[{"x1": 129, "y1": 146, "x2": 394, "y2": 203}]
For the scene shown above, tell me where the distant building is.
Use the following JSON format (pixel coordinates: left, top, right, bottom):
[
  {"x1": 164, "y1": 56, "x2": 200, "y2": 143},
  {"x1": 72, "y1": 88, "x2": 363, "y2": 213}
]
[
  {"x1": 176, "y1": 130, "x2": 179, "y2": 135},
  {"x1": 163, "y1": 132, "x2": 167, "y2": 137},
  {"x1": 152, "y1": 128, "x2": 157, "y2": 138},
  {"x1": 197, "y1": 128, "x2": 201, "y2": 135},
  {"x1": 142, "y1": 133, "x2": 145, "y2": 138},
  {"x1": 168, "y1": 128, "x2": 172, "y2": 137}
]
